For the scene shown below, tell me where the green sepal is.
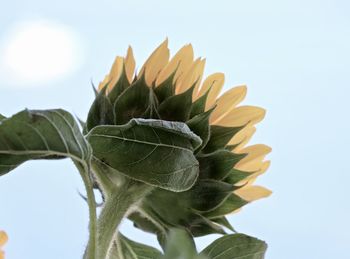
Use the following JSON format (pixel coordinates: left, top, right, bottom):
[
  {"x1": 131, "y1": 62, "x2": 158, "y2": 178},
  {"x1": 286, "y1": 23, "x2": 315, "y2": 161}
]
[
  {"x1": 184, "y1": 179, "x2": 235, "y2": 212},
  {"x1": 76, "y1": 116, "x2": 86, "y2": 131},
  {"x1": 197, "y1": 150, "x2": 247, "y2": 180},
  {"x1": 91, "y1": 81, "x2": 99, "y2": 97},
  {"x1": 87, "y1": 118, "x2": 200, "y2": 191},
  {"x1": 224, "y1": 168, "x2": 254, "y2": 185},
  {"x1": 143, "y1": 88, "x2": 161, "y2": 119},
  {"x1": 140, "y1": 189, "x2": 192, "y2": 229},
  {"x1": 203, "y1": 193, "x2": 247, "y2": 219},
  {"x1": 200, "y1": 234, "x2": 267, "y2": 259},
  {"x1": 114, "y1": 74, "x2": 150, "y2": 125},
  {"x1": 211, "y1": 216, "x2": 235, "y2": 232},
  {"x1": 0, "y1": 109, "x2": 91, "y2": 176},
  {"x1": 136, "y1": 196, "x2": 223, "y2": 246},
  {"x1": 130, "y1": 207, "x2": 238, "y2": 251},
  {"x1": 186, "y1": 107, "x2": 215, "y2": 152},
  {"x1": 158, "y1": 85, "x2": 194, "y2": 122},
  {"x1": 225, "y1": 144, "x2": 236, "y2": 151},
  {"x1": 86, "y1": 86, "x2": 114, "y2": 131},
  {"x1": 107, "y1": 66, "x2": 131, "y2": 104},
  {"x1": 190, "y1": 89, "x2": 210, "y2": 118},
  {"x1": 138, "y1": 179, "x2": 234, "y2": 234},
  {"x1": 132, "y1": 196, "x2": 226, "y2": 246},
  {"x1": 203, "y1": 125, "x2": 244, "y2": 153},
  {"x1": 153, "y1": 72, "x2": 176, "y2": 103},
  {"x1": 189, "y1": 213, "x2": 226, "y2": 237}
]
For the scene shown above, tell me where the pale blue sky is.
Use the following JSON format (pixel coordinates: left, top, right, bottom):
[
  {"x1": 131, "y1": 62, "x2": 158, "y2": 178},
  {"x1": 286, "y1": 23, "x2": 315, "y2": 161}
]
[{"x1": 0, "y1": 0, "x2": 349, "y2": 258}]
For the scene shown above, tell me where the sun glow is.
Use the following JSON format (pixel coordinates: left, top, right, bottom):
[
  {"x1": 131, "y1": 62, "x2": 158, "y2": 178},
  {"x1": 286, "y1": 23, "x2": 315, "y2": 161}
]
[{"x1": 0, "y1": 20, "x2": 84, "y2": 86}]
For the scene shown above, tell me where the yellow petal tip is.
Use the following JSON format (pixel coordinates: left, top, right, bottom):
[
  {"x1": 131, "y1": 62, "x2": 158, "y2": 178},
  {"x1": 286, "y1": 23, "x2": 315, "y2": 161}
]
[{"x1": 235, "y1": 186, "x2": 272, "y2": 202}]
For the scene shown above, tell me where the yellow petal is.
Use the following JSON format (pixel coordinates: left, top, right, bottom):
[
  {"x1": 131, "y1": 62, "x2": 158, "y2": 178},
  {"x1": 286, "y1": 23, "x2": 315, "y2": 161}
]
[
  {"x1": 98, "y1": 74, "x2": 111, "y2": 91},
  {"x1": 237, "y1": 160, "x2": 265, "y2": 173},
  {"x1": 108, "y1": 56, "x2": 124, "y2": 92},
  {"x1": 140, "y1": 39, "x2": 170, "y2": 86},
  {"x1": 256, "y1": 160, "x2": 271, "y2": 174},
  {"x1": 234, "y1": 185, "x2": 272, "y2": 202},
  {"x1": 196, "y1": 73, "x2": 224, "y2": 97},
  {"x1": 155, "y1": 44, "x2": 194, "y2": 86},
  {"x1": 229, "y1": 126, "x2": 256, "y2": 147},
  {"x1": 235, "y1": 161, "x2": 271, "y2": 186},
  {"x1": 210, "y1": 85, "x2": 247, "y2": 124},
  {"x1": 0, "y1": 231, "x2": 8, "y2": 247},
  {"x1": 235, "y1": 144, "x2": 271, "y2": 170},
  {"x1": 238, "y1": 144, "x2": 271, "y2": 160},
  {"x1": 214, "y1": 105, "x2": 265, "y2": 127},
  {"x1": 125, "y1": 46, "x2": 136, "y2": 83},
  {"x1": 191, "y1": 58, "x2": 206, "y2": 96},
  {"x1": 175, "y1": 58, "x2": 206, "y2": 94},
  {"x1": 192, "y1": 59, "x2": 206, "y2": 100},
  {"x1": 196, "y1": 73, "x2": 225, "y2": 110},
  {"x1": 0, "y1": 251, "x2": 4, "y2": 259}
]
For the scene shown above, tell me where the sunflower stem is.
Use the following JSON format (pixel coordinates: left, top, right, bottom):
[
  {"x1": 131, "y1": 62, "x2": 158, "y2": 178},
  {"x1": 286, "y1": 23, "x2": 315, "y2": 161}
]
[
  {"x1": 92, "y1": 164, "x2": 152, "y2": 259},
  {"x1": 75, "y1": 162, "x2": 97, "y2": 259}
]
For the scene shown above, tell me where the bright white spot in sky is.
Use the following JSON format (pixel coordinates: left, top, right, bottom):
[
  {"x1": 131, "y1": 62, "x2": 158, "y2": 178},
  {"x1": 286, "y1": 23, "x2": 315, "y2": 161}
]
[{"x1": 0, "y1": 20, "x2": 84, "y2": 86}]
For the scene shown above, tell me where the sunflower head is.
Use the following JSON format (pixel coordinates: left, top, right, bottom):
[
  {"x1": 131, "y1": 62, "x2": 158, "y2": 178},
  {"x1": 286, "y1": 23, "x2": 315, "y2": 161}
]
[
  {"x1": 0, "y1": 231, "x2": 8, "y2": 259},
  {"x1": 87, "y1": 40, "x2": 271, "y2": 245}
]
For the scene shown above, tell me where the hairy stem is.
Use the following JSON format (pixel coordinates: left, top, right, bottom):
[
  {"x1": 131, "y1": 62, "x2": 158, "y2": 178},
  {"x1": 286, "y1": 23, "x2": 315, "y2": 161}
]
[
  {"x1": 75, "y1": 162, "x2": 97, "y2": 259},
  {"x1": 92, "y1": 162, "x2": 152, "y2": 259}
]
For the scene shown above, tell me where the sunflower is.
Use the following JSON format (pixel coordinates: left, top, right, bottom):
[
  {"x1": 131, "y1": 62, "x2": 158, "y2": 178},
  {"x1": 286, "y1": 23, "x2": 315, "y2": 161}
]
[
  {"x1": 90, "y1": 39, "x2": 271, "y2": 245},
  {"x1": 0, "y1": 231, "x2": 8, "y2": 259}
]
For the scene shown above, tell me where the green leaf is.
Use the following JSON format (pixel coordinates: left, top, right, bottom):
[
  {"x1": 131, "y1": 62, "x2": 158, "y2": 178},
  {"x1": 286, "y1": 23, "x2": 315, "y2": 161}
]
[
  {"x1": 162, "y1": 229, "x2": 207, "y2": 259},
  {"x1": 203, "y1": 193, "x2": 247, "y2": 219},
  {"x1": 186, "y1": 108, "x2": 214, "y2": 152},
  {"x1": 87, "y1": 118, "x2": 201, "y2": 191},
  {"x1": 86, "y1": 87, "x2": 114, "y2": 131},
  {"x1": 114, "y1": 75, "x2": 150, "y2": 125},
  {"x1": 110, "y1": 233, "x2": 163, "y2": 259},
  {"x1": 158, "y1": 86, "x2": 194, "y2": 122},
  {"x1": 0, "y1": 109, "x2": 91, "y2": 176},
  {"x1": 197, "y1": 150, "x2": 246, "y2": 180},
  {"x1": 203, "y1": 125, "x2": 244, "y2": 153},
  {"x1": 200, "y1": 234, "x2": 267, "y2": 259},
  {"x1": 0, "y1": 113, "x2": 6, "y2": 121}
]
